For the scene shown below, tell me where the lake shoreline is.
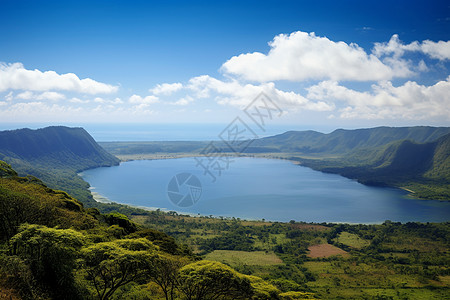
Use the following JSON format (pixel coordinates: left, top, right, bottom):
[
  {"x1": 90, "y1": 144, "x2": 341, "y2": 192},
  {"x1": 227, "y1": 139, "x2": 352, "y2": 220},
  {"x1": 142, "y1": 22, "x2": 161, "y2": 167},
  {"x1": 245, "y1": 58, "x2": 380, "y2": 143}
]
[
  {"x1": 115, "y1": 152, "x2": 435, "y2": 202},
  {"x1": 80, "y1": 157, "x2": 449, "y2": 223}
]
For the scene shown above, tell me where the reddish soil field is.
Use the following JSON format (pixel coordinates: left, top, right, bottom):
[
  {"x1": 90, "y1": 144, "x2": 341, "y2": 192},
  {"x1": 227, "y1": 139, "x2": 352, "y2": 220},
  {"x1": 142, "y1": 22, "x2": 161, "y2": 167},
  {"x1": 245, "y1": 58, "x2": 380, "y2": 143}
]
[{"x1": 307, "y1": 243, "x2": 349, "y2": 258}]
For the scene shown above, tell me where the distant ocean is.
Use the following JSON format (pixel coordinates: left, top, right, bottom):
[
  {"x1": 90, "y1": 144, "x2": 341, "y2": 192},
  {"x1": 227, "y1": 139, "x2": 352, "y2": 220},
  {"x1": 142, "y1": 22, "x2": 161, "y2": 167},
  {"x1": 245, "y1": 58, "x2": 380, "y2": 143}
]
[{"x1": 0, "y1": 123, "x2": 334, "y2": 142}]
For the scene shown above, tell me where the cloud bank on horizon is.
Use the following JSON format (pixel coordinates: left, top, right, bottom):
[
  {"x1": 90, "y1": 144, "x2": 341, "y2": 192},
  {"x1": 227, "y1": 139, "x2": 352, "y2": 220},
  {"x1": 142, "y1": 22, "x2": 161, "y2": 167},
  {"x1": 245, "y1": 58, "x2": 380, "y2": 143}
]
[{"x1": 0, "y1": 31, "x2": 449, "y2": 124}]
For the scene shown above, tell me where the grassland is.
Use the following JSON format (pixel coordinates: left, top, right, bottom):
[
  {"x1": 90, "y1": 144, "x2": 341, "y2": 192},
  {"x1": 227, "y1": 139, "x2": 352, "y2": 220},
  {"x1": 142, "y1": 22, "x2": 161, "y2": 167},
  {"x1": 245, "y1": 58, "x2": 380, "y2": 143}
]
[
  {"x1": 334, "y1": 231, "x2": 370, "y2": 249},
  {"x1": 205, "y1": 250, "x2": 283, "y2": 267},
  {"x1": 124, "y1": 210, "x2": 450, "y2": 299}
]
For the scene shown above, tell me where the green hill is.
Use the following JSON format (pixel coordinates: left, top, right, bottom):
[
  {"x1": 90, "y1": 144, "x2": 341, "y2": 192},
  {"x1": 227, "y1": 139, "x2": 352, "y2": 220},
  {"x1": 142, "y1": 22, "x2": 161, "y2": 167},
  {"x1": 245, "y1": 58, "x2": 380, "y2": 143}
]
[
  {"x1": 252, "y1": 126, "x2": 450, "y2": 154},
  {"x1": 0, "y1": 126, "x2": 119, "y2": 204},
  {"x1": 300, "y1": 133, "x2": 450, "y2": 199}
]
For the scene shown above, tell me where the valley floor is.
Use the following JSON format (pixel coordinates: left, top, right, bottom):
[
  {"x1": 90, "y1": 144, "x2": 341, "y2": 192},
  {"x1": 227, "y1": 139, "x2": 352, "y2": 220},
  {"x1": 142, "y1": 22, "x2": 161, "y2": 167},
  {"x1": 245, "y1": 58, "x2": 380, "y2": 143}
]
[{"x1": 128, "y1": 210, "x2": 450, "y2": 300}]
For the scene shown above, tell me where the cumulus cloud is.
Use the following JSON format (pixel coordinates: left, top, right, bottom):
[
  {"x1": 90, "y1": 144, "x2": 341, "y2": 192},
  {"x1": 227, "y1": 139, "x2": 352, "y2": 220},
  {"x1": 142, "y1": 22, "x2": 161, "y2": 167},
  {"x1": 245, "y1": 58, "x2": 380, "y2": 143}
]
[
  {"x1": 4, "y1": 91, "x2": 13, "y2": 101},
  {"x1": 173, "y1": 95, "x2": 194, "y2": 106},
  {"x1": 93, "y1": 97, "x2": 123, "y2": 104},
  {"x1": 373, "y1": 34, "x2": 450, "y2": 60},
  {"x1": 0, "y1": 101, "x2": 83, "y2": 121},
  {"x1": 221, "y1": 31, "x2": 397, "y2": 82},
  {"x1": 15, "y1": 91, "x2": 34, "y2": 100},
  {"x1": 36, "y1": 91, "x2": 66, "y2": 101},
  {"x1": 0, "y1": 62, "x2": 118, "y2": 94},
  {"x1": 150, "y1": 82, "x2": 183, "y2": 95},
  {"x1": 421, "y1": 40, "x2": 450, "y2": 60},
  {"x1": 69, "y1": 97, "x2": 90, "y2": 104},
  {"x1": 128, "y1": 94, "x2": 159, "y2": 104},
  {"x1": 306, "y1": 77, "x2": 450, "y2": 120},
  {"x1": 14, "y1": 91, "x2": 65, "y2": 101},
  {"x1": 185, "y1": 75, "x2": 333, "y2": 111}
]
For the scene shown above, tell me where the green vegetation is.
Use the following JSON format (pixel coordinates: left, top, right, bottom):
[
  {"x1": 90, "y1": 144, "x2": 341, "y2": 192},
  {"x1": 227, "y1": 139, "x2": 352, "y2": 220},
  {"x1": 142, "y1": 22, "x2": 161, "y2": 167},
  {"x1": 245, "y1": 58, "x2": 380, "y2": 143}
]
[
  {"x1": 205, "y1": 250, "x2": 283, "y2": 267},
  {"x1": 0, "y1": 162, "x2": 310, "y2": 299},
  {"x1": 1, "y1": 160, "x2": 449, "y2": 299},
  {"x1": 333, "y1": 232, "x2": 370, "y2": 249},
  {"x1": 1, "y1": 125, "x2": 449, "y2": 298},
  {"x1": 0, "y1": 126, "x2": 119, "y2": 204},
  {"x1": 125, "y1": 211, "x2": 450, "y2": 299},
  {"x1": 299, "y1": 133, "x2": 450, "y2": 199}
]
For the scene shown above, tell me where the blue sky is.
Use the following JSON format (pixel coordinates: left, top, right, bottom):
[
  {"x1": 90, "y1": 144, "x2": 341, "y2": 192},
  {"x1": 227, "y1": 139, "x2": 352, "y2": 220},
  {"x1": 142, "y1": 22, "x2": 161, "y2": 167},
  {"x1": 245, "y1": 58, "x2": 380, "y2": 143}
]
[{"x1": 0, "y1": 0, "x2": 449, "y2": 131}]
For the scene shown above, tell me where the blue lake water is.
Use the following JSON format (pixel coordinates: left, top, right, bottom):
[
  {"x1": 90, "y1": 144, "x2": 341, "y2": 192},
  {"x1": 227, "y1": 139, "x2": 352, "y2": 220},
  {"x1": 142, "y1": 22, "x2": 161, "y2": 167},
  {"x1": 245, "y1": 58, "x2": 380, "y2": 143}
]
[{"x1": 80, "y1": 157, "x2": 450, "y2": 223}]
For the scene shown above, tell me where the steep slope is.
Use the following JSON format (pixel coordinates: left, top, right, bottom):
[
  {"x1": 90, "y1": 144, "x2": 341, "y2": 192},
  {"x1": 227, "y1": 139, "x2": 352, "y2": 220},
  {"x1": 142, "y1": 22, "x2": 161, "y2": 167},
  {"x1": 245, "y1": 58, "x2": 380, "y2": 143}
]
[
  {"x1": 0, "y1": 161, "x2": 99, "y2": 242},
  {"x1": 0, "y1": 126, "x2": 119, "y2": 170},
  {"x1": 425, "y1": 133, "x2": 450, "y2": 181},
  {"x1": 0, "y1": 126, "x2": 120, "y2": 204},
  {"x1": 301, "y1": 133, "x2": 450, "y2": 199},
  {"x1": 252, "y1": 126, "x2": 450, "y2": 154}
]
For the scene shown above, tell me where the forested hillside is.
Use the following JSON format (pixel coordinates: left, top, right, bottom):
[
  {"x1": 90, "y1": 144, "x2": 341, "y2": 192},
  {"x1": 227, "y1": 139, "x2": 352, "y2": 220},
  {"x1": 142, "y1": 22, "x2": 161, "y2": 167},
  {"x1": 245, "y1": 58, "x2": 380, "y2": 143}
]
[
  {"x1": 252, "y1": 126, "x2": 450, "y2": 154},
  {"x1": 0, "y1": 126, "x2": 119, "y2": 204},
  {"x1": 300, "y1": 133, "x2": 450, "y2": 199}
]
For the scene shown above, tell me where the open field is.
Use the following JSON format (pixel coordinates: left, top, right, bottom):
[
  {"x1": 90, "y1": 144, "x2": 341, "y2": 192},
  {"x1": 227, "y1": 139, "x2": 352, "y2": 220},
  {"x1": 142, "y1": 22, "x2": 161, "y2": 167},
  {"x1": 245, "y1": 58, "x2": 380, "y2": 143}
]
[
  {"x1": 307, "y1": 243, "x2": 349, "y2": 258},
  {"x1": 334, "y1": 231, "x2": 370, "y2": 249},
  {"x1": 205, "y1": 250, "x2": 283, "y2": 267},
  {"x1": 121, "y1": 210, "x2": 450, "y2": 299}
]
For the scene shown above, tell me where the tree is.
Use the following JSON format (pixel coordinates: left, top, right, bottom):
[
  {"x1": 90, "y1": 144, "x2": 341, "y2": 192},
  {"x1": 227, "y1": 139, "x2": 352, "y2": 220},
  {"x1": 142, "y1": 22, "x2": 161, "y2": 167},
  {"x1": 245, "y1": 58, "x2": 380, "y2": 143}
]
[
  {"x1": 81, "y1": 238, "x2": 155, "y2": 300},
  {"x1": 245, "y1": 275, "x2": 281, "y2": 299},
  {"x1": 8, "y1": 224, "x2": 85, "y2": 299},
  {"x1": 147, "y1": 253, "x2": 188, "y2": 300},
  {"x1": 177, "y1": 260, "x2": 253, "y2": 300}
]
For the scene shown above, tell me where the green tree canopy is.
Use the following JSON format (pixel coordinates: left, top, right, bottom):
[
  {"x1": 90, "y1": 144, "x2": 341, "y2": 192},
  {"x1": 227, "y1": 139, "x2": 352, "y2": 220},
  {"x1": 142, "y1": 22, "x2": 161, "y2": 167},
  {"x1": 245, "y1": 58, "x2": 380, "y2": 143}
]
[
  {"x1": 8, "y1": 224, "x2": 85, "y2": 299},
  {"x1": 177, "y1": 260, "x2": 253, "y2": 300},
  {"x1": 81, "y1": 239, "x2": 156, "y2": 300}
]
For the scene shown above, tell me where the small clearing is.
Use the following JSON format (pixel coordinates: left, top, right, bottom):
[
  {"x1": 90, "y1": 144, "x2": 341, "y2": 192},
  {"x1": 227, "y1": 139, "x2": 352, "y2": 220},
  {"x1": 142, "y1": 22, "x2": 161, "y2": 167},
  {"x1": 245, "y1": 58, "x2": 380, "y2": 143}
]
[
  {"x1": 205, "y1": 250, "x2": 283, "y2": 267},
  {"x1": 308, "y1": 244, "x2": 349, "y2": 258}
]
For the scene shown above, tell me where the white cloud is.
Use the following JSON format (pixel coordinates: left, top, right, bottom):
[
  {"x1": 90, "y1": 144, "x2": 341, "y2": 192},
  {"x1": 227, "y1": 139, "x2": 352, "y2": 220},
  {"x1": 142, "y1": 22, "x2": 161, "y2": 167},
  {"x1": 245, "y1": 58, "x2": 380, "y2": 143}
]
[
  {"x1": 150, "y1": 82, "x2": 183, "y2": 95},
  {"x1": 373, "y1": 34, "x2": 450, "y2": 60},
  {"x1": 128, "y1": 94, "x2": 159, "y2": 104},
  {"x1": 173, "y1": 95, "x2": 194, "y2": 106},
  {"x1": 421, "y1": 40, "x2": 450, "y2": 60},
  {"x1": 14, "y1": 91, "x2": 65, "y2": 101},
  {"x1": 373, "y1": 34, "x2": 420, "y2": 58},
  {"x1": 111, "y1": 97, "x2": 123, "y2": 104},
  {"x1": 5, "y1": 91, "x2": 13, "y2": 101},
  {"x1": 0, "y1": 62, "x2": 118, "y2": 94},
  {"x1": 94, "y1": 97, "x2": 106, "y2": 103},
  {"x1": 94, "y1": 97, "x2": 123, "y2": 104},
  {"x1": 0, "y1": 101, "x2": 83, "y2": 120},
  {"x1": 221, "y1": 31, "x2": 396, "y2": 82},
  {"x1": 186, "y1": 75, "x2": 333, "y2": 111},
  {"x1": 16, "y1": 91, "x2": 34, "y2": 100},
  {"x1": 307, "y1": 77, "x2": 450, "y2": 120},
  {"x1": 36, "y1": 91, "x2": 65, "y2": 101},
  {"x1": 69, "y1": 97, "x2": 90, "y2": 104}
]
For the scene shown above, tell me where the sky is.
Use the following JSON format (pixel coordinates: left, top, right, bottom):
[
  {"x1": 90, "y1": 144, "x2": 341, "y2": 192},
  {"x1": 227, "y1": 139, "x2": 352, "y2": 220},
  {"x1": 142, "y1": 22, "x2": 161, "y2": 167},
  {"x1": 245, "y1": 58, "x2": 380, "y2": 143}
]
[{"x1": 0, "y1": 0, "x2": 449, "y2": 133}]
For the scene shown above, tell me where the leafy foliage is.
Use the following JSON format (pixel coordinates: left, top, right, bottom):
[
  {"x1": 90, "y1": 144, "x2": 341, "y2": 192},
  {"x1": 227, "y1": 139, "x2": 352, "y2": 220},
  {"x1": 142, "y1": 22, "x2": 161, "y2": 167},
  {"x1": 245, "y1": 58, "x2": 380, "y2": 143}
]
[
  {"x1": 81, "y1": 240, "x2": 155, "y2": 300},
  {"x1": 8, "y1": 224, "x2": 85, "y2": 299},
  {"x1": 0, "y1": 174, "x2": 97, "y2": 241},
  {"x1": 177, "y1": 260, "x2": 253, "y2": 300}
]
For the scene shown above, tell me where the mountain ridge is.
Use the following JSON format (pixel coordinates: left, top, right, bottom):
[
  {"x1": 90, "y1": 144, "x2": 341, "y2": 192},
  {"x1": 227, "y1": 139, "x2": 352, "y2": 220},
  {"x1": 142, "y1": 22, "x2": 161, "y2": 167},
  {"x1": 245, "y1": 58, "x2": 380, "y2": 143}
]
[
  {"x1": 252, "y1": 126, "x2": 450, "y2": 154},
  {"x1": 298, "y1": 132, "x2": 450, "y2": 199},
  {"x1": 0, "y1": 126, "x2": 120, "y2": 204}
]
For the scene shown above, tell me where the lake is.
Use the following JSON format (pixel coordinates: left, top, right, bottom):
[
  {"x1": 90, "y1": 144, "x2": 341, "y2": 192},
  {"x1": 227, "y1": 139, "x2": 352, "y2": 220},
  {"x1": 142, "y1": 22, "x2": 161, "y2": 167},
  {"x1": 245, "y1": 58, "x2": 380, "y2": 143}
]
[{"x1": 80, "y1": 157, "x2": 450, "y2": 223}]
